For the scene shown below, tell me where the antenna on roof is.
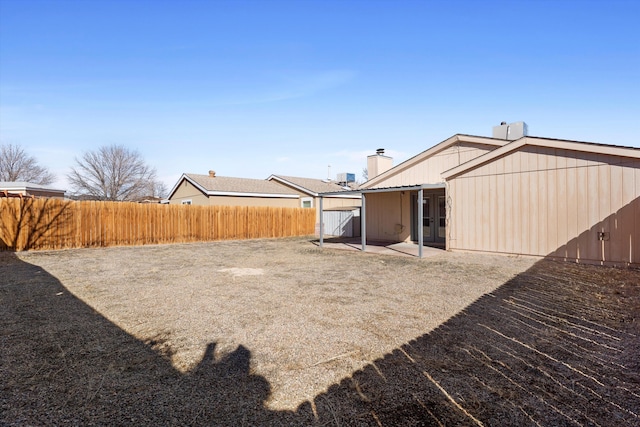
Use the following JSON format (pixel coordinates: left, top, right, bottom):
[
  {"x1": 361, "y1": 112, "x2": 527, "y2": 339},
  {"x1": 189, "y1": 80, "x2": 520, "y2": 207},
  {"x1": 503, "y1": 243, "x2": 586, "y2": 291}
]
[{"x1": 327, "y1": 164, "x2": 331, "y2": 180}]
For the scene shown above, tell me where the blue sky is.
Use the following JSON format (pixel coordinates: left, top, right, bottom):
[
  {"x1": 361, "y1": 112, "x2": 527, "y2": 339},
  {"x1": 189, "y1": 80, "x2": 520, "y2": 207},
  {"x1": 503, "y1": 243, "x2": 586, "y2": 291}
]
[{"x1": 1, "y1": 0, "x2": 639, "y2": 192}]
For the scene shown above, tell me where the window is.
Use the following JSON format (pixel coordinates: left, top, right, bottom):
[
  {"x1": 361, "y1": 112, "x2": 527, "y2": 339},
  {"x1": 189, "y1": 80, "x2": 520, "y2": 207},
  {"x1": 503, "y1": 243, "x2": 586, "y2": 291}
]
[
  {"x1": 301, "y1": 197, "x2": 313, "y2": 208},
  {"x1": 182, "y1": 200, "x2": 192, "y2": 205}
]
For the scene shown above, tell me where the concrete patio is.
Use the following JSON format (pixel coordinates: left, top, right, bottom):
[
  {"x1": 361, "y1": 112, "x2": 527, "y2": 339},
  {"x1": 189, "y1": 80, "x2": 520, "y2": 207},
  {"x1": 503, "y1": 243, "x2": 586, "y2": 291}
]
[{"x1": 313, "y1": 237, "x2": 446, "y2": 258}]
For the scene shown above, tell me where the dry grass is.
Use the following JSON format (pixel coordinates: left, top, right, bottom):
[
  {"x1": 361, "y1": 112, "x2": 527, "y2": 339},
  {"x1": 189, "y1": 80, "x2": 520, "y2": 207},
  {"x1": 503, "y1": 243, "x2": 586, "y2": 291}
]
[{"x1": 1, "y1": 237, "x2": 639, "y2": 426}]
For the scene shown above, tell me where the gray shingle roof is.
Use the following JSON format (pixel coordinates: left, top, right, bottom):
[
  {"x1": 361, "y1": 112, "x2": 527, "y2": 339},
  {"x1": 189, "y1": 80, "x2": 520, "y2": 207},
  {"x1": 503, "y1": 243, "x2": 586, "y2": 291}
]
[
  {"x1": 269, "y1": 175, "x2": 351, "y2": 194},
  {"x1": 185, "y1": 174, "x2": 298, "y2": 195}
]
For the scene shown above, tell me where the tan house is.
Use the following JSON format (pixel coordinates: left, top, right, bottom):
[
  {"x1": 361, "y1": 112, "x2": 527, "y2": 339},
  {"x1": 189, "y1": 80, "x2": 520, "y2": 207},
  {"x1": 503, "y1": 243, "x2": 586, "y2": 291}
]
[
  {"x1": 268, "y1": 175, "x2": 360, "y2": 209},
  {"x1": 0, "y1": 182, "x2": 66, "y2": 199},
  {"x1": 168, "y1": 171, "x2": 363, "y2": 237},
  {"x1": 168, "y1": 171, "x2": 300, "y2": 207},
  {"x1": 319, "y1": 122, "x2": 640, "y2": 267},
  {"x1": 268, "y1": 175, "x2": 362, "y2": 237}
]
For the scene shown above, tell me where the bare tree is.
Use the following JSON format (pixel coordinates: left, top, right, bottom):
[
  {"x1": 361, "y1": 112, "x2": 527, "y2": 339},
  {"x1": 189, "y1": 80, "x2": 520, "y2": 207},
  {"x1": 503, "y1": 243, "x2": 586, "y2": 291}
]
[
  {"x1": 67, "y1": 145, "x2": 162, "y2": 201},
  {"x1": 0, "y1": 143, "x2": 56, "y2": 185},
  {"x1": 150, "y1": 180, "x2": 169, "y2": 199}
]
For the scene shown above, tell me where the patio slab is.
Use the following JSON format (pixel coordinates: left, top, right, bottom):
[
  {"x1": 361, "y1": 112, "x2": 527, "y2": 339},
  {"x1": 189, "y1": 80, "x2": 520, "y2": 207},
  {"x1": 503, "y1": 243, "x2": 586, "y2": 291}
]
[{"x1": 315, "y1": 238, "x2": 445, "y2": 258}]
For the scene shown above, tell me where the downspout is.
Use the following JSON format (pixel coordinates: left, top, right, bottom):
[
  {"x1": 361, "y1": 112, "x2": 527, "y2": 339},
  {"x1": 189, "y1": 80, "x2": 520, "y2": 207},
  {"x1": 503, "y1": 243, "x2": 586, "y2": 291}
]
[
  {"x1": 361, "y1": 193, "x2": 366, "y2": 252},
  {"x1": 319, "y1": 196, "x2": 324, "y2": 247},
  {"x1": 418, "y1": 188, "x2": 424, "y2": 258},
  {"x1": 444, "y1": 181, "x2": 450, "y2": 251}
]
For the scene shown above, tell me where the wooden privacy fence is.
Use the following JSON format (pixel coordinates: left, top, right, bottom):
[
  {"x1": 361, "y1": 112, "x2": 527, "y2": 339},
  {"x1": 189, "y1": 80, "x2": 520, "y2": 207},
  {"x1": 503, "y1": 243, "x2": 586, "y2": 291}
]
[{"x1": 0, "y1": 198, "x2": 316, "y2": 251}]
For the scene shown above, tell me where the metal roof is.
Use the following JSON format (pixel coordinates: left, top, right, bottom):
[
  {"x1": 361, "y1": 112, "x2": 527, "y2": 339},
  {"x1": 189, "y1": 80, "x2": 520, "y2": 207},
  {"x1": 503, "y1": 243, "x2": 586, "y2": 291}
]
[{"x1": 319, "y1": 183, "x2": 445, "y2": 197}]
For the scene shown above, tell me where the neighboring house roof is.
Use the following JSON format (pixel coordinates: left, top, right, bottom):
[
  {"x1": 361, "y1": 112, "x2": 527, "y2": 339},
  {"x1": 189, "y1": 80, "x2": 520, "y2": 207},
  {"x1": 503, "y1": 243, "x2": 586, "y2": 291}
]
[
  {"x1": 360, "y1": 134, "x2": 510, "y2": 189},
  {"x1": 441, "y1": 136, "x2": 640, "y2": 180},
  {"x1": 267, "y1": 175, "x2": 360, "y2": 198},
  {"x1": 0, "y1": 181, "x2": 66, "y2": 194},
  {"x1": 168, "y1": 174, "x2": 299, "y2": 199}
]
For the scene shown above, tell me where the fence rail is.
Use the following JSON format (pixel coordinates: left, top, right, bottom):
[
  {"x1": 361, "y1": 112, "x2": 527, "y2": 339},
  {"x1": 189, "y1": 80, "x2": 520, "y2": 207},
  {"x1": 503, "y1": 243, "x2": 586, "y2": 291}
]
[{"x1": 0, "y1": 198, "x2": 316, "y2": 251}]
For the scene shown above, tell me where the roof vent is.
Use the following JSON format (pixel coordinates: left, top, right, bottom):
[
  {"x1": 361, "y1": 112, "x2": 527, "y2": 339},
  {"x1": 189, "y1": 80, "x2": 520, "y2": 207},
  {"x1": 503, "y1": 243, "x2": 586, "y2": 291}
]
[
  {"x1": 208, "y1": 170, "x2": 216, "y2": 177},
  {"x1": 376, "y1": 148, "x2": 385, "y2": 155}
]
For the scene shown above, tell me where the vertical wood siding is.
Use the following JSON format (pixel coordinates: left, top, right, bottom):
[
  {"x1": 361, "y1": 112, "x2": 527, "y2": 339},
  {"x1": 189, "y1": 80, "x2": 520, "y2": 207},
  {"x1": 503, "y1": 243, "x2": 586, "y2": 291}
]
[
  {"x1": 447, "y1": 147, "x2": 640, "y2": 266},
  {"x1": 0, "y1": 200, "x2": 316, "y2": 251},
  {"x1": 371, "y1": 143, "x2": 496, "y2": 188},
  {"x1": 365, "y1": 192, "x2": 410, "y2": 241}
]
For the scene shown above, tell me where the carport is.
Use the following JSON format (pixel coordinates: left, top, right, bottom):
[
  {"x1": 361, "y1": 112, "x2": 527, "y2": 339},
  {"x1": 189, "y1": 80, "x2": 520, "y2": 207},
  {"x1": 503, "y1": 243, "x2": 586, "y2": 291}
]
[{"x1": 318, "y1": 183, "x2": 446, "y2": 258}]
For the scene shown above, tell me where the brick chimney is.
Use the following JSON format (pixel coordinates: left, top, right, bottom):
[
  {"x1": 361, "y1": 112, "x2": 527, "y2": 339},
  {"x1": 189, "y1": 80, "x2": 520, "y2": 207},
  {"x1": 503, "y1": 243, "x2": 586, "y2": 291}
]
[
  {"x1": 367, "y1": 148, "x2": 393, "y2": 179},
  {"x1": 208, "y1": 170, "x2": 216, "y2": 177}
]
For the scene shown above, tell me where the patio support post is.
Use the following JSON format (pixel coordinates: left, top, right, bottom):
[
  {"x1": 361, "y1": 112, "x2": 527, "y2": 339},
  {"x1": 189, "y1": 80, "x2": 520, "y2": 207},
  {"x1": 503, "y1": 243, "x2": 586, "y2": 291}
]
[
  {"x1": 319, "y1": 196, "x2": 324, "y2": 247},
  {"x1": 361, "y1": 193, "x2": 366, "y2": 252},
  {"x1": 418, "y1": 188, "x2": 423, "y2": 258}
]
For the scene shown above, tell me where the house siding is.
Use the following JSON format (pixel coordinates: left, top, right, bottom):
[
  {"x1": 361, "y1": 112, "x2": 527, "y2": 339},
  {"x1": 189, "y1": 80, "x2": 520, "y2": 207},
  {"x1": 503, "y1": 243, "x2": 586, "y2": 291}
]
[
  {"x1": 169, "y1": 180, "x2": 211, "y2": 205},
  {"x1": 364, "y1": 192, "x2": 412, "y2": 242},
  {"x1": 272, "y1": 186, "x2": 359, "y2": 215},
  {"x1": 206, "y1": 196, "x2": 299, "y2": 208},
  {"x1": 447, "y1": 146, "x2": 640, "y2": 266},
  {"x1": 369, "y1": 142, "x2": 497, "y2": 188},
  {"x1": 169, "y1": 179, "x2": 299, "y2": 207},
  {"x1": 321, "y1": 196, "x2": 360, "y2": 210},
  {"x1": 17, "y1": 189, "x2": 66, "y2": 199},
  {"x1": 0, "y1": 185, "x2": 66, "y2": 199}
]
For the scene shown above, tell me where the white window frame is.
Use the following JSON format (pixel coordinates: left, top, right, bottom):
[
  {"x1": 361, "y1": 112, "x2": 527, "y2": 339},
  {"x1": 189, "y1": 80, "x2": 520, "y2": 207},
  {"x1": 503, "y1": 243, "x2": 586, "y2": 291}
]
[{"x1": 301, "y1": 197, "x2": 313, "y2": 208}]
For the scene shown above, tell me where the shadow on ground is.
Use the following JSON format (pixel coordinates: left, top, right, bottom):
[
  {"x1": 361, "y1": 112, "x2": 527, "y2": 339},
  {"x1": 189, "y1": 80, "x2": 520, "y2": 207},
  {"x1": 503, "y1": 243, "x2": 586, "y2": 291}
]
[{"x1": 2, "y1": 252, "x2": 639, "y2": 426}]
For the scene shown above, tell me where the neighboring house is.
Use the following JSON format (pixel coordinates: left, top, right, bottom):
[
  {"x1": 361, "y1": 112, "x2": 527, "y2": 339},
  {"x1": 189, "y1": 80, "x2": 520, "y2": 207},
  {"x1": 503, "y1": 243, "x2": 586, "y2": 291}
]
[
  {"x1": 0, "y1": 182, "x2": 66, "y2": 199},
  {"x1": 167, "y1": 171, "x2": 363, "y2": 237},
  {"x1": 319, "y1": 122, "x2": 640, "y2": 267},
  {"x1": 137, "y1": 196, "x2": 164, "y2": 204},
  {"x1": 268, "y1": 174, "x2": 360, "y2": 209},
  {"x1": 167, "y1": 171, "x2": 300, "y2": 207},
  {"x1": 267, "y1": 175, "x2": 362, "y2": 236}
]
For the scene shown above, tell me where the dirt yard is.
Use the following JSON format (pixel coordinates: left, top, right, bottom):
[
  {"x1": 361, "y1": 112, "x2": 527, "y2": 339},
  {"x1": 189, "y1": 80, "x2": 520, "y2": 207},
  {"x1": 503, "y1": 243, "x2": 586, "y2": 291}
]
[{"x1": 2, "y1": 237, "x2": 639, "y2": 426}]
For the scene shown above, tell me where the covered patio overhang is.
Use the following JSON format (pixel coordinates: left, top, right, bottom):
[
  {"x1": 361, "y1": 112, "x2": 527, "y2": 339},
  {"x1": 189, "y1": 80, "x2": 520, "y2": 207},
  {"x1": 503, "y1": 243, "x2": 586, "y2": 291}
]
[{"x1": 318, "y1": 183, "x2": 446, "y2": 258}]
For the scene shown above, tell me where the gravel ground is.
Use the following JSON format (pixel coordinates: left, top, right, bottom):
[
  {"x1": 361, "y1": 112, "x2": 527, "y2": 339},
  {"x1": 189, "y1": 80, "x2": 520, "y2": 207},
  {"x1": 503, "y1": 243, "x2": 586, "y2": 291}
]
[{"x1": 2, "y1": 237, "x2": 638, "y2": 426}]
